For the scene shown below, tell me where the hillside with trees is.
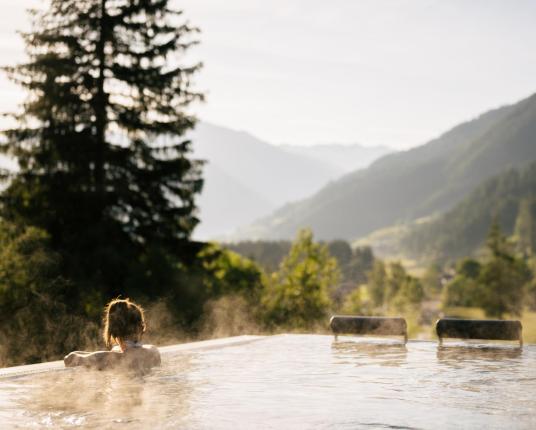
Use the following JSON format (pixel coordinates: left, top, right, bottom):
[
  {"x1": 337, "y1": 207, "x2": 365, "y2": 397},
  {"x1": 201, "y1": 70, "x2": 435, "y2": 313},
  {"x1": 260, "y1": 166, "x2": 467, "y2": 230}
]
[
  {"x1": 402, "y1": 161, "x2": 536, "y2": 262},
  {"x1": 234, "y1": 93, "x2": 536, "y2": 241}
]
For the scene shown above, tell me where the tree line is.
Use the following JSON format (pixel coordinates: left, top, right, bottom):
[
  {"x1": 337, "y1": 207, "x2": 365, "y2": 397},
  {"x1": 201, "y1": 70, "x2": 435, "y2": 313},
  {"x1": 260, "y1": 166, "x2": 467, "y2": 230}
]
[{"x1": 226, "y1": 230, "x2": 427, "y2": 332}]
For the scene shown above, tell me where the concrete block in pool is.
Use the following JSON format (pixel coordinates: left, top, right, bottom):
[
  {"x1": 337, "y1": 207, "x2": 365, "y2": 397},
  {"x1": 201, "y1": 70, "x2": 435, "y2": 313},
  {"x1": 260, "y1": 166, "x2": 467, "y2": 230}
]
[
  {"x1": 330, "y1": 315, "x2": 407, "y2": 343},
  {"x1": 435, "y1": 318, "x2": 523, "y2": 346}
]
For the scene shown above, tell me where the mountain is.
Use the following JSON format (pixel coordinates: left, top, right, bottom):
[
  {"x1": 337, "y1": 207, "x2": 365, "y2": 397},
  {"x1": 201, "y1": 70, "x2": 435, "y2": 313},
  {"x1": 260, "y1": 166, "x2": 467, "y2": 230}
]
[
  {"x1": 190, "y1": 123, "x2": 341, "y2": 239},
  {"x1": 280, "y1": 143, "x2": 392, "y2": 173},
  {"x1": 402, "y1": 162, "x2": 536, "y2": 261},
  {"x1": 191, "y1": 122, "x2": 393, "y2": 239},
  {"x1": 191, "y1": 122, "x2": 341, "y2": 205},
  {"x1": 196, "y1": 163, "x2": 274, "y2": 239},
  {"x1": 233, "y1": 93, "x2": 536, "y2": 241}
]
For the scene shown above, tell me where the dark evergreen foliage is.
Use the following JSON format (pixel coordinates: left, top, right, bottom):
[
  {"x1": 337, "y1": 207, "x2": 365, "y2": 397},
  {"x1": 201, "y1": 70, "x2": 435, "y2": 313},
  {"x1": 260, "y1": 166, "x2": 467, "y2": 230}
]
[{"x1": 1, "y1": 0, "x2": 204, "y2": 300}]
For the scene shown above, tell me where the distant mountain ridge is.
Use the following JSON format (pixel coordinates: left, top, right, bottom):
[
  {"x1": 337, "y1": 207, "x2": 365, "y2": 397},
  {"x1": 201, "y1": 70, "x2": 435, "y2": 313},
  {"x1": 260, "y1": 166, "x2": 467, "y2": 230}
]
[
  {"x1": 190, "y1": 122, "x2": 390, "y2": 239},
  {"x1": 280, "y1": 143, "x2": 392, "y2": 173},
  {"x1": 233, "y1": 93, "x2": 536, "y2": 242}
]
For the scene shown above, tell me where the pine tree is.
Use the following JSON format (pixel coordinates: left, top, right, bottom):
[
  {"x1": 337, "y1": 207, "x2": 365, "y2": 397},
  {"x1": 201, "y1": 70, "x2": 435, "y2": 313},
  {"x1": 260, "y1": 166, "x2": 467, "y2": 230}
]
[{"x1": 1, "y1": 1, "x2": 203, "y2": 298}]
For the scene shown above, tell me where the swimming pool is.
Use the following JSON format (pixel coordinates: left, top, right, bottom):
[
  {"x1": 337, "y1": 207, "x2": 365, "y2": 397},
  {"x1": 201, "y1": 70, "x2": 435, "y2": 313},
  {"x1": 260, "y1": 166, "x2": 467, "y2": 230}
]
[{"x1": 1, "y1": 334, "x2": 535, "y2": 429}]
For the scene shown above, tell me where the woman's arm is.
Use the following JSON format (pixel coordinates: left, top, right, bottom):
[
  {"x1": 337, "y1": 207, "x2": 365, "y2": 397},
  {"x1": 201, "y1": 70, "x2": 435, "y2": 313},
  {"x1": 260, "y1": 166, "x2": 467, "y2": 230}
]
[{"x1": 64, "y1": 350, "x2": 123, "y2": 369}]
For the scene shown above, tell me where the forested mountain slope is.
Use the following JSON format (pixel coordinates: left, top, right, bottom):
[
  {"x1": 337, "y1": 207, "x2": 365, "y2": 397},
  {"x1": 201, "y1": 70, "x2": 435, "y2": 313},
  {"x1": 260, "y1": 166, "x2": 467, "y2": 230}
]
[
  {"x1": 234, "y1": 93, "x2": 536, "y2": 241},
  {"x1": 402, "y1": 161, "x2": 536, "y2": 261}
]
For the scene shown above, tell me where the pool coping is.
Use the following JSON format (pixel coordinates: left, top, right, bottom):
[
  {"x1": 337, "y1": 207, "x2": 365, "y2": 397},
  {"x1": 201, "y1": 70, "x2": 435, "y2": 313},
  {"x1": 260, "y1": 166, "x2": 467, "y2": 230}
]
[{"x1": 0, "y1": 335, "x2": 266, "y2": 379}]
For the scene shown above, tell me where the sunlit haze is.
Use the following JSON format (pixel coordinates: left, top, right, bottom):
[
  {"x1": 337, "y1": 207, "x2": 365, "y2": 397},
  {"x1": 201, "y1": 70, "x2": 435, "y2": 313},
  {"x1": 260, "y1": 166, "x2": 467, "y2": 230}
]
[{"x1": 1, "y1": 0, "x2": 535, "y2": 148}]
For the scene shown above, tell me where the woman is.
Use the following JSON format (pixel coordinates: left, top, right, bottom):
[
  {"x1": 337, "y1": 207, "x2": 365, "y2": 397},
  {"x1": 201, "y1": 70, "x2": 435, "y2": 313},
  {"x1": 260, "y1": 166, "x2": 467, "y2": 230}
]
[{"x1": 64, "y1": 298, "x2": 161, "y2": 371}]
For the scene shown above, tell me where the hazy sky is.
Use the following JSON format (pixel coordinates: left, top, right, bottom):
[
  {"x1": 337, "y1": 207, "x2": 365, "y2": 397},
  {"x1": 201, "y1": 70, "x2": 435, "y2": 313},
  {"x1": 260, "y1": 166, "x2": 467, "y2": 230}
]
[{"x1": 1, "y1": 0, "x2": 535, "y2": 149}]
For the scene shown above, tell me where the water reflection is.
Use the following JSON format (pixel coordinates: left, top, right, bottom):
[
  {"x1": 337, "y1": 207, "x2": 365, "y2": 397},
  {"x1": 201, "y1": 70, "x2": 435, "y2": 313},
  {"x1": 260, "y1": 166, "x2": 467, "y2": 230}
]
[
  {"x1": 331, "y1": 339, "x2": 407, "y2": 367},
  {"x1": 434, "y1": 345, "x2": 528, "y2": 403},
  {"x1": 436, "y1": 345, "x2": 524, "y2": 378},
  {"x1": 437, "y1": 345, "x2": 523, "y2": 362}
]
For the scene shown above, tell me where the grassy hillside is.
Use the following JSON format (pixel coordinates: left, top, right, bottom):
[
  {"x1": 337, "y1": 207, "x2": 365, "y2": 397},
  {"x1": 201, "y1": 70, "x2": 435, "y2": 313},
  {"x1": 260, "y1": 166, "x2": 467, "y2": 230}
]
[{"x1": 234, "y1": 93, "x2": 536, "y2": 241}]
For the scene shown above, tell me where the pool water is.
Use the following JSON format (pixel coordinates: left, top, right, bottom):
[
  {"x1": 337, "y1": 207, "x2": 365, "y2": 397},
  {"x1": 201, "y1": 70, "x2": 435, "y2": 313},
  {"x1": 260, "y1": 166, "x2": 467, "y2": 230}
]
[{"x1": 1, "y1": 334, "x2": 535, "y2": 429}]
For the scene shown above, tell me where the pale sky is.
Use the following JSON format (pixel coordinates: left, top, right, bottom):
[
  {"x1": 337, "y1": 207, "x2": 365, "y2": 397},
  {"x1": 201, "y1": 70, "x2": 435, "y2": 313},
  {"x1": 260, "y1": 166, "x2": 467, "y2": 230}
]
[{"x1": 1, "y1": 0, "x2": 535, "y2": 149}]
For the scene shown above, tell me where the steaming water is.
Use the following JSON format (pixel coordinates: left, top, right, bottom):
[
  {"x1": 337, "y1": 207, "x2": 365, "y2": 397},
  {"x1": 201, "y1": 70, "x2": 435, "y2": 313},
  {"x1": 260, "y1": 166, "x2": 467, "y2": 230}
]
[{"x1": 1, "y1": 335, "x2": 535, "y2": 429}]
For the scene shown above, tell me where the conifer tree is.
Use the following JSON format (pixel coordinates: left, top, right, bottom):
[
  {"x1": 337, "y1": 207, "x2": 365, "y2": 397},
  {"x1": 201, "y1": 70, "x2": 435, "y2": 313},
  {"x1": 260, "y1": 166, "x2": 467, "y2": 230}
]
[{"x1": 1, "y1": 0, "x2": 203, "y2": 298}]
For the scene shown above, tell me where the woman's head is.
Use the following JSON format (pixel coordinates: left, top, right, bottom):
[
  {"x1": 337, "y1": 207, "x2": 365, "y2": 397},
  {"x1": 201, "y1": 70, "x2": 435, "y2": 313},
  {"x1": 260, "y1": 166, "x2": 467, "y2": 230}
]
[{"x1": 103, "y1": 298, "x2": 146, "y2": 348}]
